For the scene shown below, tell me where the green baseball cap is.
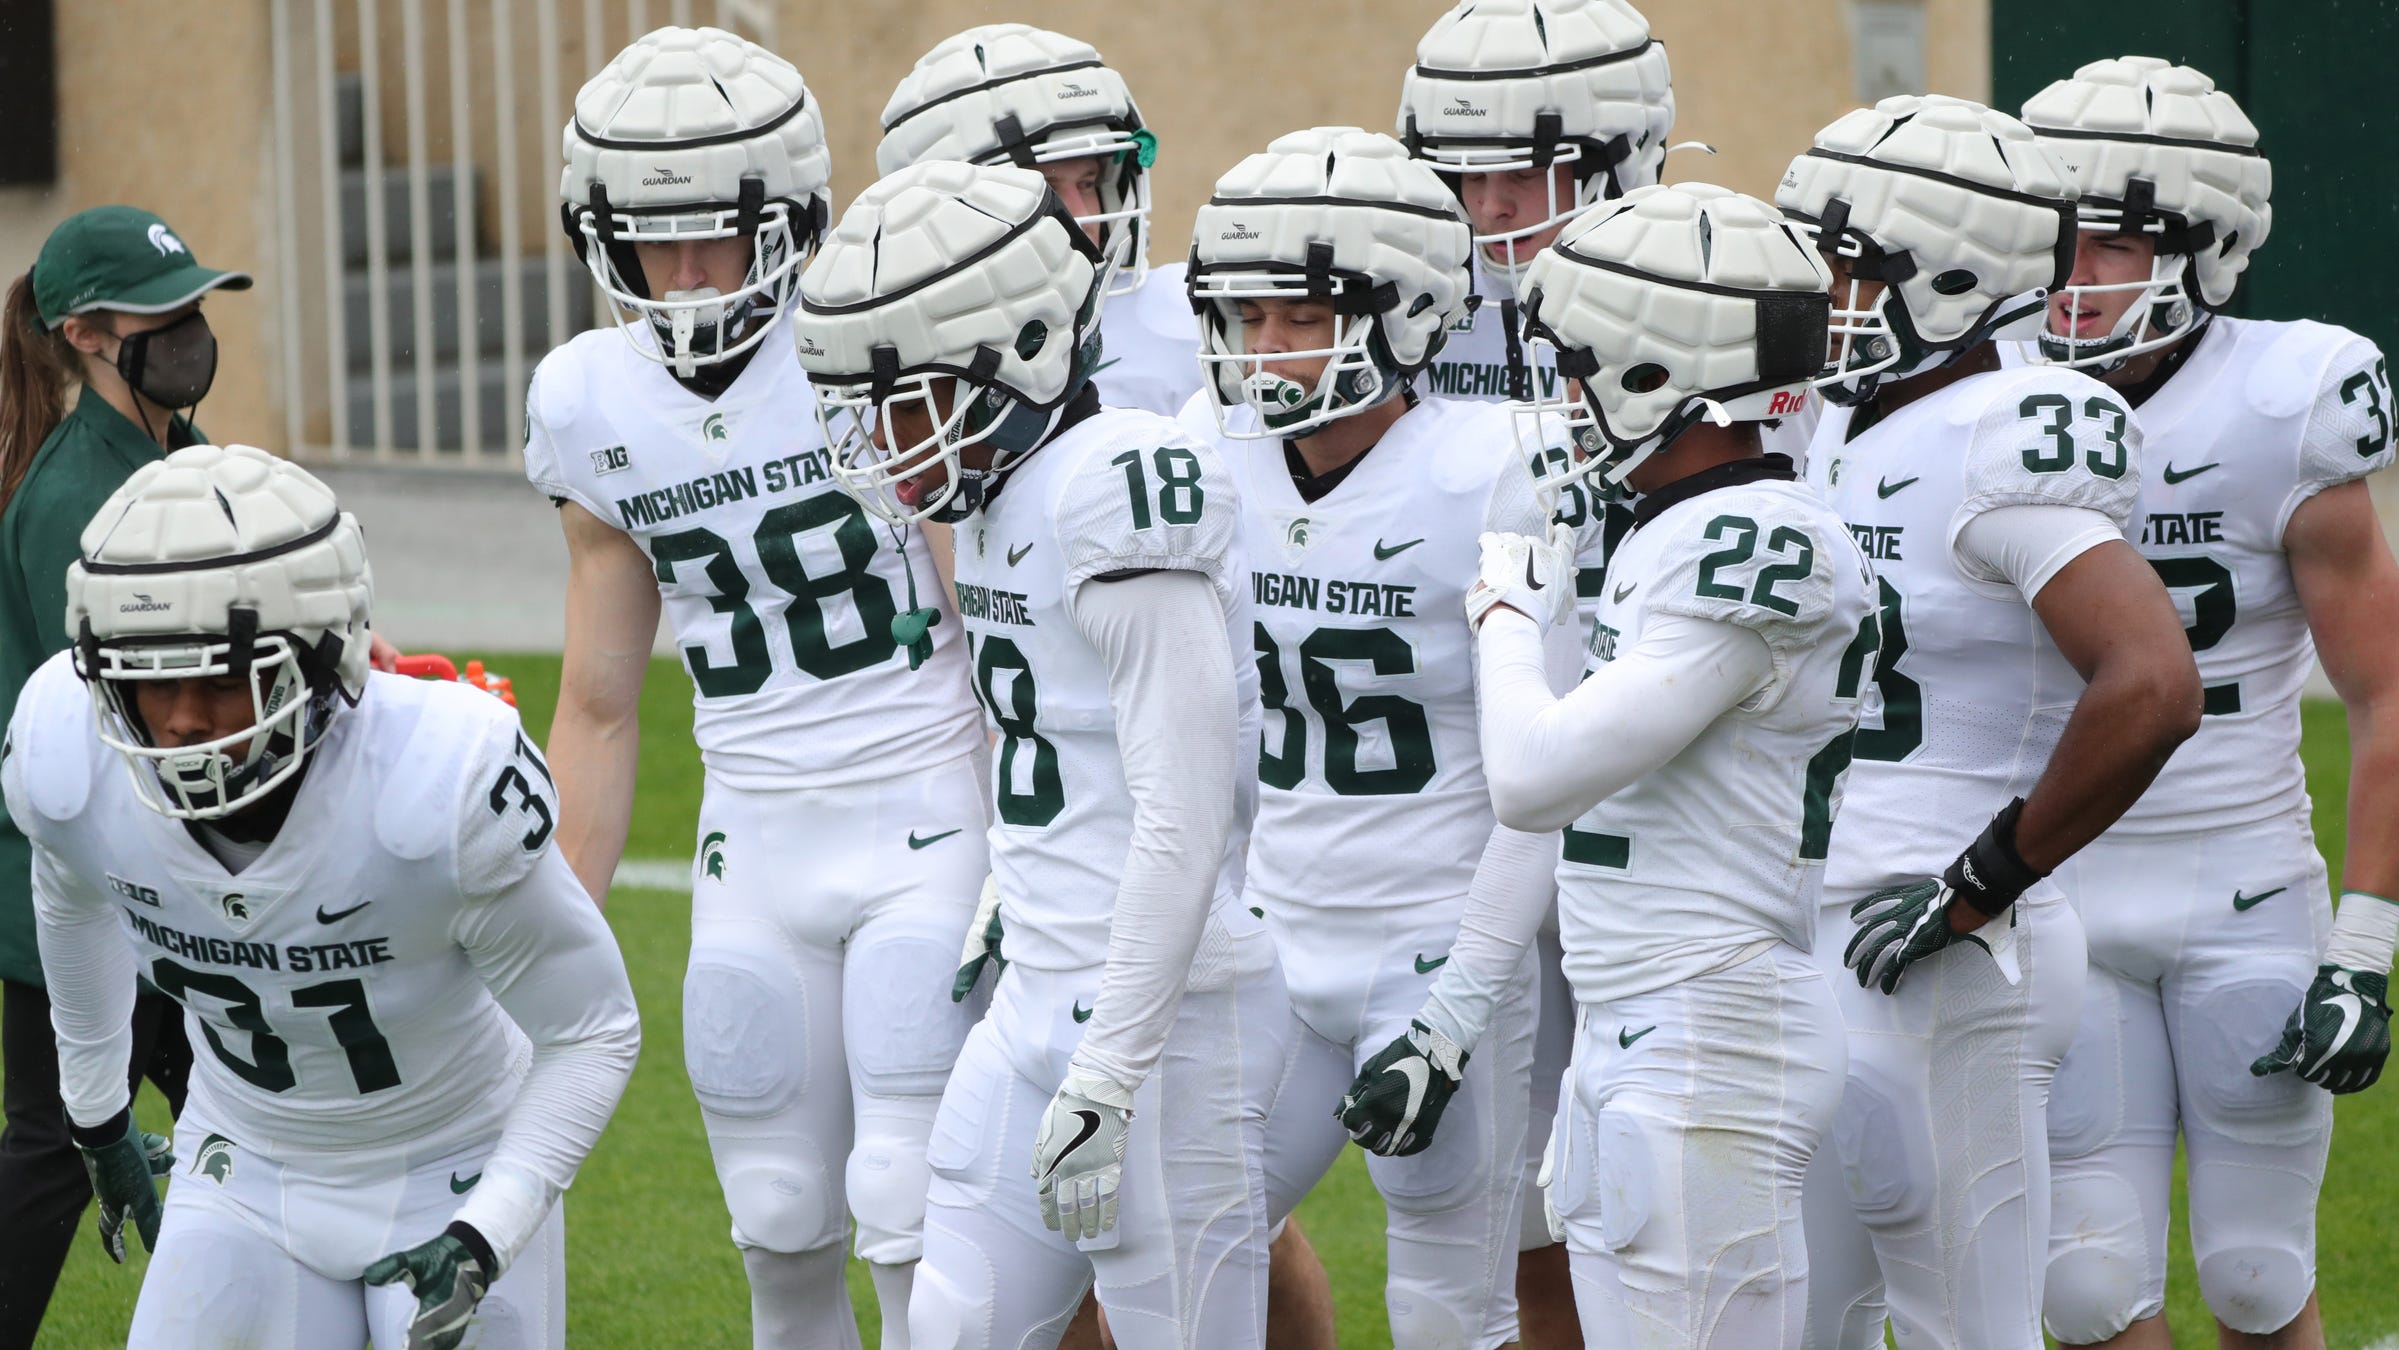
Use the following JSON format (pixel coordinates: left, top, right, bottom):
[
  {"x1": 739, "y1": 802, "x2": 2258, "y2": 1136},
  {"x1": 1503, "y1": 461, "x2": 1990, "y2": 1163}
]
[{"x1": 31, "y1": 205, "x2": 253, "y2": 329}]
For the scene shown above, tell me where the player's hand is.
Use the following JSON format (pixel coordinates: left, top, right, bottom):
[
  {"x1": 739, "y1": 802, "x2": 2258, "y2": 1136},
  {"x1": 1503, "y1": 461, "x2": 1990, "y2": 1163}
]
[
  {"x1": 364, "y1": 1222, "x2": 496, "y2": 1350},
  {"x1": 1031, "y1": 1071, "x2": 1134, "y2": 1241},
  {"x1": 1535, "y1": 1131, "x2": 1566, "y2": 1245},
  {"x1": 952, "y1": 873, "x2": 1005, "y2": 1003},
  {"x1": 2252, "y1": 965, "x2": 2393, "y2": 1094},
  {"x1": 1465, "y1": 527, "x2": 1574, "y2": 633},
  {"x1": 369, "y1": 631, "x2": 401, "y2": 673},
  {"x1": 75, "y1": 1112, "x2": 171, "y2": 1263},
  {"x1": 1337, "y1": 1019, "x2": 1468, "y2": 1157},
  {"x1": 1848, "y1": 800, "x2": 2040, "y2": 994}
]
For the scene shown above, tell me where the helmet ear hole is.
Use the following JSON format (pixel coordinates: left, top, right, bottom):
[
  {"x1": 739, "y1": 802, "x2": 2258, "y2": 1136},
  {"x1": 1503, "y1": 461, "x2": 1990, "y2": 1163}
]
[
  {"x1": 1620, "y1": 362, "x2": 1670, "y2": 393},
  {"x1": 1930, "y1": 268, "x2": 1977, "y2": 296},
  {"x1": 1014, "y1": 318, "x2": 1049, "y2": 360}
]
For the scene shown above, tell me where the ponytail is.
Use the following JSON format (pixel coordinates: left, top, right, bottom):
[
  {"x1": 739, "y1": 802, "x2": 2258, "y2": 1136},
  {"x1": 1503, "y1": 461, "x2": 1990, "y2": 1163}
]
[{"x1": 0, "y1": 272, "x2": 79, "y2": 514}]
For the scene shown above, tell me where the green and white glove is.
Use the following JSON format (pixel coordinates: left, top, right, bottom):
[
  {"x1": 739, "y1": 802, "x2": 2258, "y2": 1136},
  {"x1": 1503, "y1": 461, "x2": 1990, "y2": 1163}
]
[
  {"x1": 2252, "y1": 890, "x2": 2399, "y2": 1094},
  {"x1": 1846, "y1": 799, "x2": 2040, "y2": 995},
  {"x1": 72, "y1": 1110, "x2": 173, "y2": 1263},
  {"x1": 952, "y1": 873, "x2": 1005, "y2": 1003},
  {"x1": 1031, "y1": 1070, "x2": 1134, "y2": 1242},
  {"x1": 364, "y1": 1222, "x2": 496, "y2": 1350},
  {"x1": 1336, "y1": 1020, "x2": 1468, "y2": 1158}
]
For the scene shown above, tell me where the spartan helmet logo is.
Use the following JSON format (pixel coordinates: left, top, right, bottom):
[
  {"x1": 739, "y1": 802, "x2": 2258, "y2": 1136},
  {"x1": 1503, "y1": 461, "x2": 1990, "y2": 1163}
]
[
  {"x1": 220, "y1": 893, "x2": 250, "y2": 921},
  {"x1": 702, "y1": 413, "x2": 728, "y2": 442},
  {"x1": 146, "y1": 223, "x2": 187, "y2": 257},
  {"x1": 699, "y1": 831, "x2": 728, "y2": 882},
  {"x1": 194, "y1": 1133, "x2": 235, "y2": 1184},
  {"x1": 1281, "y1": 516, "x2": 1314, "y2": 564}
]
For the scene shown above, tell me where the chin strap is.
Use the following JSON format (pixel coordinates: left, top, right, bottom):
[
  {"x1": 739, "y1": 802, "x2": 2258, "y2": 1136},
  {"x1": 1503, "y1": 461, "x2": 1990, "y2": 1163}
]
[
  {"x1": 887, "y1": 526, "x2": 941, "y2": 671},
  {"x1": 1500, "y1": 298, "x2": 1528, "y2": 403}
]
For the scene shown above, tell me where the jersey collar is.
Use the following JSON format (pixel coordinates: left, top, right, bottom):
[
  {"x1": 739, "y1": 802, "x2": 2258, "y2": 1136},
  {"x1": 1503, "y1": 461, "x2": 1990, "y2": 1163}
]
[{"x1": 1631, "y1": 453, "x2": 1798, "y2": 530}]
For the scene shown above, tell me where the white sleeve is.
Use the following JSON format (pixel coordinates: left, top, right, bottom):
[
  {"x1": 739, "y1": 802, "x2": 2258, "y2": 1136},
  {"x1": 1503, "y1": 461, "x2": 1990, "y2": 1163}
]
[
  {"x1": 446, "y1": 845, "x2": 641, "y2": 1275},
  {"x1": 1061, "y1": 568, "x2": 1240, "y2": 1095},
  {"x1": 1477, "y1": 607, "x2": 1776, "y2": 833},
  {"x1": 1952, "y1": 503, "x2": 2123, "y2": 602},
  {"x1": 31, "y1": 842, "x2": 140, "y2": 1130},
  {"x1": 1416, "y1": 822, "x2": 1558, "y2": 1051}
]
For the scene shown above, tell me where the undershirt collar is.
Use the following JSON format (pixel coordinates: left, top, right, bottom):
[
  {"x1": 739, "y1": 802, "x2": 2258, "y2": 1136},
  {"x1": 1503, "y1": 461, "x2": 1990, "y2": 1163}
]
[{"x1": 1631, "y1": 453, "x2": 1798, "y2": 530}]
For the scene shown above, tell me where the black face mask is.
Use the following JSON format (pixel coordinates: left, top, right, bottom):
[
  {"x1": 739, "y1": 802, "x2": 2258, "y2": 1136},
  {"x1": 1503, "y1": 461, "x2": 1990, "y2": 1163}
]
[{"x1": 114, "y1": 310, "x2": 218, "y2": 412}]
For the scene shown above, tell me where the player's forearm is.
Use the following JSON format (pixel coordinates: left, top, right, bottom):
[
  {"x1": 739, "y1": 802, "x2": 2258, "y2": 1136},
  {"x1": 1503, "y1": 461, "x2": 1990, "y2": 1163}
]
[
  {"x1": 544, "y1": 695, "x2": 640, "y2": 905},
  {"x1": 454, "y1": 851, "x2": 641, "y2": 1271},
  {"x1": 34, "y1": 878, "x2": 141, "y2": 1128},
  {"x1": 2340, "y1": 689, "x2": 2399, "y2": 899},
  {"x1": 1419, "y1": 823, "x2": 1556, "y2": 1051},
  {"x1": 1069, "y1": 570, "x2": 1240, "y2": 1092},
  {"x1": 2015, "y1": 645, "x2": 2202, "y2": 872}
]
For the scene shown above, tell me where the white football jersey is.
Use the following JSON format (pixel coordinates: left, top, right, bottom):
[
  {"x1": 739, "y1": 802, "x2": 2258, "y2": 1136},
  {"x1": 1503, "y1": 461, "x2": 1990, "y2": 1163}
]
[
  {"x1": 1807, "y1": 365, "x2": 2142, "y2": 892},
  {"x1": 2015, "y1": 319, "x2": 2395, "y2": 834},
  {"x1": 1095, "y1": 260, "x2": 1204, "y2": 418},
  {"x1": 6, "y1": 660, "x2": 586, "y2": 1157},
  {"x1": 1200, "y1": 396, "x2": 1546, "y2": 917},
  {"x1": 1561, "y1": 476, "x2": 1878, "y2": 1005},
  {"x1": 1423, "y1": 257, "x2": 1562, "y2": 405},
  {"x1": 524, "y1": 314, "x2": 983, "y2": 790},
  {"x1": 951, "y1": 406, "x2": 1257, "y2": 973}
]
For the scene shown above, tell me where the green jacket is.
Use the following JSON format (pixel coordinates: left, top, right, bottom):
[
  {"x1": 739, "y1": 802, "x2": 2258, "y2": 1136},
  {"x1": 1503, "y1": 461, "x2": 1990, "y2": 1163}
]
[{"x1": 0, "y1": 387, "x2": 197, "y2": 987}]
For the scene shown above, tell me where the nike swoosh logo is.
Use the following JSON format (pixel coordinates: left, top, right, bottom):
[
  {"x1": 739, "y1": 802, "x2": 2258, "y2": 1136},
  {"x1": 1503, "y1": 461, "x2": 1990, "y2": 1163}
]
[
  {"x1": 1524, "y1": 553, "x2": 1545, "y2": 590},
  {"x1": 1618, "y1": 1024, "x2": 1657, "y2": 1049},
  {"x1": 449, "y1": 1171, "x2": 480, "y2": 1194},
  {"x1": 2232, "y1": 886, "x2": 2287, "y2": 912},
  {"x1": 1414, "y1": 953, "x2": 1448, "y2": 974},
  {"x1": 1045, "y1": 1109, "x2": 1104, "y2": 1178},
  {"x1": 1876, "y1": 476, "x2": 1919, "y2": 499},
  {"x1": 2162, "y1": 461, "x2": 2220, "y2": 485},
  {"x1": 1382, "y1": 1056, "x2": 1431, "y2": 1130},
  {"x1": 316, "y1": 901, "x2": 370, "y2": 924},
  {"x1": 2325, "y1": 987, "x2": 2365, "y2": 1067},
  {"x1": 1091, "y1": 358, "x2": 1121, "y2": 376},
  {"x1": 1007, "y1": 542, "x2": 1034, "y2": 566},
  {"x1": 1072, "y1": 1001, "x2": 1093, "y2": 1024},
  {"x1": 1373, "y1": 538, "x2": 1424, "y2": 560},
  {"x1": 908, "y1": 829, "x2": 962, "y2": 850},
  {"x1": 1612, "y1": 579, "x2": 1636, "y2": 604}
]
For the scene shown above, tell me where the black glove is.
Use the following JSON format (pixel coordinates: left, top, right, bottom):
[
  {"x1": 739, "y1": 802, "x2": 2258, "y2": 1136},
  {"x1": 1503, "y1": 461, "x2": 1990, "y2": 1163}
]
[
  {"x1": 1337, "y1": 1020, "x2": 1469, "y2": 1157},
  {"x1": 1845, "y1": 798, "x2": 2042, "y2": 995}
]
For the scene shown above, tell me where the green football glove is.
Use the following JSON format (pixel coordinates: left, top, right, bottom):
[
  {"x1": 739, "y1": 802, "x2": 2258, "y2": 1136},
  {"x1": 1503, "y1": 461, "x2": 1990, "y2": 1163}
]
[
  {"x1": 1337, "y1": 1020, "x2": 1468, "y2": 1158},
  {"x1": 952, "y1": 873, "x2": 1005, "y2": 1002},
  {"x1": 73, "y1": 1110, "x2": 173, "y2": 1263},
  {"x1": 2251, "y1": 965, "x2": 2393, "y2": 1094},
  {"x1": 364, "y1": 1222, "x2": 495, "y2": 1350}
]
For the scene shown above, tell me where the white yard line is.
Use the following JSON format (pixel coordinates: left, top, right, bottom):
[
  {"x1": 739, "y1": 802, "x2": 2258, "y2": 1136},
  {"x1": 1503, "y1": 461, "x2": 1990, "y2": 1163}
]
[{"x1": 610, "y1": 858, "x2": 694, "y2": 894}]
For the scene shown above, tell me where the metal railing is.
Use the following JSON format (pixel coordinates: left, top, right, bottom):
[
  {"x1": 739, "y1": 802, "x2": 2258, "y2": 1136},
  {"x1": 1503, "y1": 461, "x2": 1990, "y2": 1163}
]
[{"x1": 269, "y1": 0, "x2": 777, "y2": 467}]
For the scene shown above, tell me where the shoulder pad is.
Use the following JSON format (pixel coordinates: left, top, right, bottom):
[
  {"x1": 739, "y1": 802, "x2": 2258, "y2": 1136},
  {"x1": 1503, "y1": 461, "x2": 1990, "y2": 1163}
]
[
  {"x1": 2286, "y1": 323, "x2": 2395, "y2": 493},
  {"x1": 1643, "y1": 486, "x2": 1841, "y2": 640},
  {"x1": 370, "y1": 674, "x2": 463, "y2": 862},
  {"x1": 1957, "y1": 367, "x2": 2142, "y2": 530},
  {"x1": 2242, "y1": 319, "x2": 2362, "y2": 422},
  {"x1": 6, "y1": 654, "x2": 93, "y2": 825},
  {"x1": 1054, "y1": 412, "x2": 1241, "y2": 592}
]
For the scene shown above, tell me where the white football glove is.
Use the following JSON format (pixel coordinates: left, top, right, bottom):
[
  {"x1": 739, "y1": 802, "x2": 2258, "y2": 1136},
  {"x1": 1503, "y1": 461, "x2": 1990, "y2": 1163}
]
[
  {"x1": 1465, "y1": 525, "x2": 1576, "y2": 632},
  {"x1": 1031, "y1": 1070, "x2": 1135, "y2": 1242},
  {"x1": 951, "y1": 873, "x2": 1004, "y2": 1002},
  {"x1": 1535, "y1": 1131, "x2": 1566, "y2": 1246}
]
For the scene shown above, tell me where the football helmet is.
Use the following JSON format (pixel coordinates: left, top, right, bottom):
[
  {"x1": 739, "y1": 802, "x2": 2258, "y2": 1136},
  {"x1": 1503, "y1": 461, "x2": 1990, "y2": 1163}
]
[
  {"x1": 1188, "y1": 127, "x2": 1472, "y2": 440},
  {"x1": 560, "y1": 26, "x2": 831, "y2": 376},
  {"x1": 1517, "y1": 183, "x2": 1829, "y2": 489},
  {"x1": 2020, "y1": 56, "x2": 2272, "y2": 372},
  {"x1": 793, "y1": 162, "x2": 1105, "y2": 526},
  {"x1": 1776, "y1": 94, "x2": 2078, "y2": 405},
  {"x1": 879, "y1": 24, "x2": 1156, "y2": 298},
  {"x1": 1398, "y1": 0, "x2": 1674, "y2": 290},
  {"x1": 66, "y1": 445, "x2": 373, "y2": 820}
]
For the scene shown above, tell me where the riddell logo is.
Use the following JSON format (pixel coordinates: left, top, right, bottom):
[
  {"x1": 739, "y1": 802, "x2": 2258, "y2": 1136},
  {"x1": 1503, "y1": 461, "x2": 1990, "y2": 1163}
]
[
  {"x1": 1447, "y1": 97, "x2": 1488, "y2": 118},
  {"x1": 118, "y1": 592, "x2": 171, "y2": 614},
  {"x1": 1766, "y1": 390, "x2": 1809, "y2": 416},
  {"x1": 1058, "y1": 80, "x2": 1100, "y2": 99},
  {"x1": 1219, "y1": 221, "x2": 1261, "y2": 241},
  {"x1": 641, "y1": 165, "x2": 693, "y2": 187}
]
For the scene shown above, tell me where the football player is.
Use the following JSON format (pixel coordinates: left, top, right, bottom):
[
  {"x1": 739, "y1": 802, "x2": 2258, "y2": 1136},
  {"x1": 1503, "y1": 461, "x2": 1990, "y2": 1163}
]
[
  {"x1": 1378, "y1": 181, "x2": 1873, "y2": 1348},
  {"x1": 2018, "y1": 58, "x2": 2399, "y2": 1350},
  {"x1": 1775, "y1": 96, "x2": 2203, "y2": 1350},
  {"x1": 530, "y1": 28, "x2": 988, "y2": 1349},
  {"x1": 795, "y1": 161, "x2": 1285, "y2": 1350},
  {"x1": 878, "y1": 23, "x2": 1201, "y2": 419},
  {"x1": 14, "y1": 445, "x2": 639, "y2": 1350},
  {"x1": 1397, "y1": 7, "x2": 1677, "y2": 1338},
  {"x1": 1181, "y1": 125, "x2": 1553, "y2": 1350}
]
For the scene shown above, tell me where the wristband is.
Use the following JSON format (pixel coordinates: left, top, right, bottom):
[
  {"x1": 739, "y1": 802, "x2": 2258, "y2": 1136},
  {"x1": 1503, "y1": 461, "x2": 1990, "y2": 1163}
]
[
  {"x1": 1944, "y1": 797, "x2": 2044, "y2": 918},
  {"x1": 68, "y1": 1106, "x2": 133, "y2": 1151},
  {"x1": 2325, "y1": 890, "x2": 2399, "y2": 974},
  {"x1": 445, "y1": 1220, "x2": 499, "y2": 1277}
]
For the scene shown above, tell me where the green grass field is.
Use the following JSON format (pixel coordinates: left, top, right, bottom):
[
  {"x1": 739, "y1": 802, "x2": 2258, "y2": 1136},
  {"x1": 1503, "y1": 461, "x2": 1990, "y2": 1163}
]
[{"x1": 18, "y1": 656, "x2": 2399, "y2": 1347}]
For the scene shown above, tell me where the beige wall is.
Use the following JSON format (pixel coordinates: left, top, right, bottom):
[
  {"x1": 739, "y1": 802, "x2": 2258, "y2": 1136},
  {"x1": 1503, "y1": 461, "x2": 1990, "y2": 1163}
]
[{"x1": 3, "y1": 0, "x2": 1988, "y2": 454}]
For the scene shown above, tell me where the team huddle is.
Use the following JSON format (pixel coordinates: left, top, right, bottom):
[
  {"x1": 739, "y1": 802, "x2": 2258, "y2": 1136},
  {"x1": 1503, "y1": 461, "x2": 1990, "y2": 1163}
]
[{"x1": 21, "y1": 1, "x2": 2399, "y2": 1348}]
